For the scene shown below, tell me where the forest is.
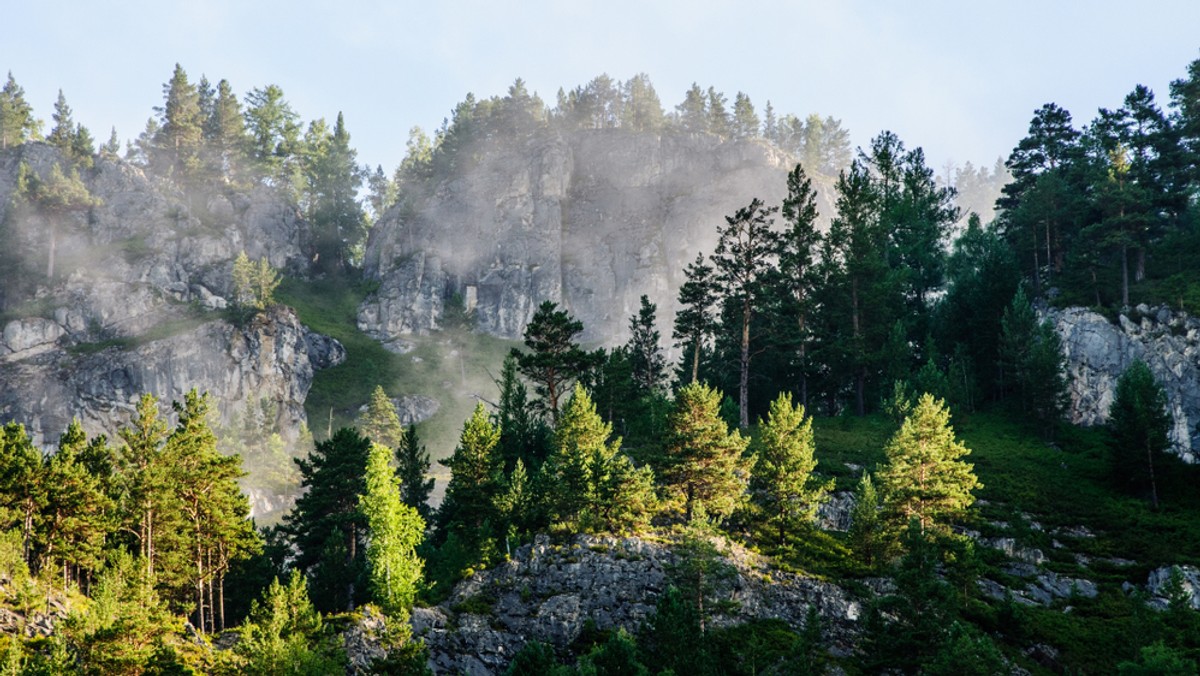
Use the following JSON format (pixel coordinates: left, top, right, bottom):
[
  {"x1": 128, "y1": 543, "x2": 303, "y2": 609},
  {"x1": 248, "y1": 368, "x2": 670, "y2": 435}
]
[{"x1": 0, "y1": 51, "x2": 1199, "y2": 673}]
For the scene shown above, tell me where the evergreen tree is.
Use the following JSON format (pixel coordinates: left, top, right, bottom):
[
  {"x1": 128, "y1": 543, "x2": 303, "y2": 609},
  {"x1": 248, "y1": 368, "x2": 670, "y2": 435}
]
[
  {"x1": 626, "y1": 295, "x2": 666, "y2": 395},
  {"x1": 0, "y1": 72, "x2": 38, "y2": 149},
  {"x1": 234, "y1": 570, "x2": 346, "y2": 674},
  {"x1": 641, "y1": 586, "x2": 708, "y2": 674},
  {"x1": 115, "y1": 394, "x2": 180, "y2": 581},
  {"x1": 47, "y1": 90, "x2": 76, "y2": 155},
  {"x1": 397, "y1": 425, "x2": 435, "y2": 520},
  {"x1": 621, "y1": 73, "x2": 664, "y2": 132},
  {"x1": 437, "y1": 403, "x2": 503, "y2": 551},
  {"x1": 999, "y1": 287, "x2": 1067, "y2": 435},
  {"x1": 712, "y1": 198, "x2": 779, "y2": 428},
  {"x1": 205, "y1": 78, "x2": 247, "y2": 182},
  {"x1": 35, "y1": 421, "x2": 113, "y2": 585},
  {"x1": 662, "y1": 383, "x2": 752, "y2": 522},
  {"x1": 776, "y1": 162, "x2": 823, "y2": 407},
  {"x1": 357, "y1": 385, "x2": 405, "y2": 450},
  {"x1": 512, "y1": 301, "x2": 597, "y2": 422},
  {"x1": 751, "y1": 393, "x2": 832, "y2": 546},
  {"x1": 231, "y1": 251, "x2": 281, "y2": 310},
  {"x1": 1109, "y1": 360, "x2": 1171, "y2": 508},
  {"x1": 676, "y1": 83, "x2": 708, "y2": 133},
  {"x1": 284, "y1": 427, "x2": 371, "y2": 612},
  {"x1": 762, "y1": 101, "x2": 779, "y2": 144},
  {"x1": 243, "y1": 84, "x2": 301, "y2": 184},
  {"x1": 706, "y1": 87, "x2": 730, "y2": 137},
  {"x1": 303, "y1": 112, "x2": 365, "y2": 271},
  {"x1": 495, "y1": 353, "x2": 552, "y2": 473},
  {"x1": 154, "y1": 63, "x2": 204, "y2": 178},
  {"x1": 0, "y1": 423, "x2": 43, "y2": 567},
  {"x1": 876, "y1": 394, "x2": 981, "y2": 534},
  {"x1": 359, "y1": 442, "x2": 424, "y2": 617},
  {"x1": 847, "y1": 471, "x2": 885, "y2": 567},
  {"x1": 100, "y1": 127, "x2": 121, "y2": 159},
  {"x1": 673, "y1": 253, "x2": 718, "y2": 384},
  {"x1": 732, "y1": 92, "x2": 759, "y2": 139}
]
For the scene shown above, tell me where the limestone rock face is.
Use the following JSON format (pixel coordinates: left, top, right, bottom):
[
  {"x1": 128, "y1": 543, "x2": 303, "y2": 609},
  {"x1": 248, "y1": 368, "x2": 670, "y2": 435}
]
[
  {"x1": 0, "y1": 143, "x2": 335, "y2": 451},
  {"x1": 360, "y1": 129, "x2": 814, "y2": 345},
  {"x1": 1048, "y1": 305, "x2": 1200, "y2": 462},
  {"x1": 413, "y1": 534, "x2": 860, "y2": 674},
  {"x1": 0, "y1": 305, "x2": 343, "y2": 447}
]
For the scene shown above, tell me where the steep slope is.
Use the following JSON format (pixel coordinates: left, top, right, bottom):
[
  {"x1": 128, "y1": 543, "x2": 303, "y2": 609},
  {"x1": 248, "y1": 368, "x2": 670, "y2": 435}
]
[
  {"x1": 0, "y1": 144, "x2": 341, "y2": 517},
  {"x1": 359, "y1": 128, "x2": 830, "y2": 346}
]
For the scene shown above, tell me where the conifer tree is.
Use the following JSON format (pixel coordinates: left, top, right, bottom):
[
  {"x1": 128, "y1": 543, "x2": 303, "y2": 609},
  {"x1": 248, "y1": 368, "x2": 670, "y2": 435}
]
[
  {"x1": 397, "y1": 425, "x2": 435, "y2": 520},
  {"x1": 627, "y1": 295, "x2": 667, "y2": 395},
  {"x1": 35, "y1": 420, "x2": 113, "y2": 587},
  {"x1": 676, "y1": 83, "x2": 708, "y2": 133},
  {"x1": 732, "y1": 92, "x2": 759, "y2": 139},
  {"x1": 47, "y1": 90, "x2": 76, "y2": 155},
  {"x1": 303, "y1": 112, "x2": 365, "y2": 271},
  {"x1": 0, "y1": 72, "x2": 38, "y2": 149},
  {"x1": 358, "y1": 385, "x2": 405, "y2": 450},
  {"x1": 243, "y1": 84, "x2": 301, "y2": 183},
  {"x1": 234, "y1": 571, "x2": 346, "y2": 673},
  {"x1": 205, "y1": 78, "x2": 246, "y2": 181},
  {"x1": 359, "y1": 442, "x2": 424, "y2": 617},
  {"x1": 437, "y1": 403, "x2": 503, "y2": 550},
  {"x1": 999, "y1": 287, "x2": 1067, "y2": 435},
  {"x1": 513, "y1": 301, "x2": 597, "y2": 422},
  {"x1": 284, "y1": 427, "x2": 371, "y2": 612},
  {"x1": 876, "y1": 394, "x2": 980, "y2": 534},
  {"x1": 776, "y1": 162, "x2": 823, "y2": 406},
  {"x1": 662, "y1": 383, "x2": 752, "y2": 522},
  {"x1": 495, "y1": 353, "x2": 552, "y2": 472},
  {"x1": 673, "y1": 253, "x2": 717, "y2": 384},
  {"x1": 155, "y1": 63, "x2": 204, "y2": 178},
  {"x1": 848, "y1": 471, "x2": 884, "y2": 567},
  {"x1": 752, "y1": 393, "x2": 831, "y2": 546},
  {"x1": 1109, "y1": 360, "x2": 1171, "y2": 508},
  {"x1": 712, "y1": 197, "x2": 779, "y2": 428},
  {"x1": 0, "y1": 423, "x2": 43, "y2": 566},
  {"x1": 115, "y1": 394, "x2": 178, "y2": 580}
]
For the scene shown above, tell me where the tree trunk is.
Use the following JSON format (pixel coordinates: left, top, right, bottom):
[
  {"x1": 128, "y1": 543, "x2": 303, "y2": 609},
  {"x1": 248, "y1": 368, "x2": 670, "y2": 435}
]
[
  {"x1": 1121, "y1": 242, "x2": 1130, "y2": 308},
  {"x1": 739, "y1": 300, "x2": 751, "y2": 429},
  {"x1": 691, "y1": 340, "x2": 701, "y2": 384},
  {"x1": 1147, "y1": 441, "x2": 1159, "y2": 510},
  {"x1": 1136, "y1": 247, "x2": 1146, "y2": 283}
]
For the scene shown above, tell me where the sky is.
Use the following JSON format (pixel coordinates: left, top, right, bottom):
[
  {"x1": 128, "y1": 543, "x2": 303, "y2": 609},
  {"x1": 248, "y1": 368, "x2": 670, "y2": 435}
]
[{"x1": 3, "y1": 1, "x2": 1200, "y2": 179}]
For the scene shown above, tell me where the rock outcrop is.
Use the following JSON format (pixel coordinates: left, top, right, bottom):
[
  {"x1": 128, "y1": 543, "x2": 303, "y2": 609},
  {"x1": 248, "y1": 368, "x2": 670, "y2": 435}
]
[
  {"x1": 412, "y1": 534, "x2": 860, "y2": 674},
  {"x1": 1048, "y1": 305, "x2": 1200, "y2": 461},
  {"x1": 0, "y1": 143, "x2": 337, "y2": 450},
  {"x1": 360, "y1": 129, "x2": 824, "y2": 345}
]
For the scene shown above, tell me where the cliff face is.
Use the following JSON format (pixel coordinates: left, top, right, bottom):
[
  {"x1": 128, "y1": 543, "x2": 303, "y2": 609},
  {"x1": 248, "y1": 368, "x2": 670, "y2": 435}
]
[
  {"x1": 0, "y1": 143, "x2": 338, "y2": 450},
  {"x1": 1049, "y1": 304, "x2": 1200, "y2": 462},
  {"x1": 359, "y1": 129, "x2": 821, "y2": 346}
]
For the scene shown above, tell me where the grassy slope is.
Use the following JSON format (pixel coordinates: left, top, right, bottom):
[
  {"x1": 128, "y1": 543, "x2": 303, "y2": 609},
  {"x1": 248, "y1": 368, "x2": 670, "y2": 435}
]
[
  {"x1": 276, "y1": 275, "x2": 516, "y2": 489},
  {"x1": 812, "y1": 410, "x2": 1200, "y2": 672}
]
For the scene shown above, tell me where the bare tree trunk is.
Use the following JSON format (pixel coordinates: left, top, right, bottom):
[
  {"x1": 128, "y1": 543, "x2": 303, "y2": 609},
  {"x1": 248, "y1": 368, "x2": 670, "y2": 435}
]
[
  {"x1": 739, "y1": 301, "x2": 751, "y2": 429},
  {"x1": 1122, "y1": 243, "x2": 1130, "y2": 308}
]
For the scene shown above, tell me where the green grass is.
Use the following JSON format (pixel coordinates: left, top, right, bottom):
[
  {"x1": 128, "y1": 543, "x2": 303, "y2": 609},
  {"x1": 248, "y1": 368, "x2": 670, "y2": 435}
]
[{"x1": 276, "y1": 274, "x2": 518, "y2": 478}]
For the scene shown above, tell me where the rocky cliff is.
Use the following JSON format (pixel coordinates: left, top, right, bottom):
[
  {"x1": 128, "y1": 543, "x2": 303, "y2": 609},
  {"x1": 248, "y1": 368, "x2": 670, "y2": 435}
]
[
  {"x1": 1049, "y1": 304, "x2": 1200, "y2": 461},
  {"x1": 0, "y1": 143, "x2": 339, "y2": 451},
  {"x1": 359, "y1": 129, "x2": 825, "y2": 346}
]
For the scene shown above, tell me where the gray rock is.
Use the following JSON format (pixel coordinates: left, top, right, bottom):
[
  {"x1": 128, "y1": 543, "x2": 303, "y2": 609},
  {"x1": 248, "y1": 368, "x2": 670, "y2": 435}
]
[
  {"x1": 1048, "y1": 305, "x2": 1200, "y2": 461},
  {"x1": 817, "y1": 491, "x2": 856, "y2": 532},
  {"x1": 359, "y1": 130, "x2": 816, "y2": 346},
  {"x1": 1146, "y1": 565, "x2": 1200, "y2": 610}
]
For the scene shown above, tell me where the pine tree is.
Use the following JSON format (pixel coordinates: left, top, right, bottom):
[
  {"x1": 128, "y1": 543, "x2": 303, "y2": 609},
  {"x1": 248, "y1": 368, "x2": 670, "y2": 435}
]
[
  {"x1": 706, "y1": 87, "x2": 730, "y2": 138},
  {"x1": 234, "y1": 571, "x2": 346, "y2": 673},
  {"x1": 495, "y1": 353, "x2": 552, "y2": 473},
  {"x1": 676, "y1": 83, "x2": 707, "y2": 133},
  {"x1": 397, "y1": 425, "x2": 435, "y2": 520},
  {"x1": 359, "y1": 442, "x2": 425, "y2": 617},
  {"x1": 752, "y1": 393, "x2": 832, "y2": 546},
  {"x1": 712, "y1": 197, "x2": 779, "y2": 428},
  {"x1": 0, "y1": 72, "x2": 38, "y2": 150},
  {"x1": 358, "y1": 385, "x2": 405, "y2": 450},
  {"x1": 205, "y1": 78, "x2": 246, "y2": 182},
  {"x1": 115, "y1": 394, "x2": 179, "y2": 580},
  {"x1": 35, "y1": 420, "x2": 113, "y2": 588},
  {"x1": 1109, "y1": 360, "x2": 1171, "y2": 508},
  {"x1": 47, "y1": 90, "x2": 76, "y2": 155},
  {"x1": 243, "y1": 84, "x2": 301, "y2": 183},
  {"x1": 155, "y1": 63, "x2": 204, "y2": 178},
  {"x1": 847, "y1": 471, "x2": 884, "y2": 567},
  {"x1": 876, "y1": 394, "x2": 981, "y2": 534},
  {"x1": 732, "y1": 92, "x2": 759, "y2": 139},
  {"x1": 776, "y1": 162, "x2": 823, "y2": 407},
  {"x1": 0, "y1": 423, "x2": 44, "y2": 567},
  {"x1": 513, "y1": 301, "x2": 597, "y2": 422},
  {"x1": 663, "y1": 383, "x2": 752, "y2": 522},
  {"x1": 999, "y1": 287, "x2": 1067, "y2": 435}
]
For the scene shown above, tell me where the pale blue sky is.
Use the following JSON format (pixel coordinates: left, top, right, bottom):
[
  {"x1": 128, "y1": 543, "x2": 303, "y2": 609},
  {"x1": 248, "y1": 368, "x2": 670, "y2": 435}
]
[{"x1": 3, "y1": 1, "x2": 1199, "y2": 177}]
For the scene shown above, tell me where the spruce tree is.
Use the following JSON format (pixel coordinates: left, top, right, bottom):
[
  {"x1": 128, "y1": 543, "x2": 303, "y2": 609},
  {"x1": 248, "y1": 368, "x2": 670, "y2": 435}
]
[
  {"x1": 437, "y1": 403, "x2": 503, "y2": 551},
  {"x1": 155, "y1": 63, "x2": 204, "y2": 178},
  {"x1": 627, "y1": 295, "x2": 666, "y2": 395},
  {"x1": 848, "y1": 471, "x2": 884, "y2": 567},
  {"x1": 876, "y1": 394, "x2": 981, "y2": 534},
  {"x1": 47, "y1": 90, "x2": 76, "y2": 155},
  {"x1": 731, "y1": 92, "x2": 759, "y2": 139},
  {"x1": 776, "y1": 162, "x2": 823, "y2": 407},
  {"x1": 0, "y1": 72, "x2": 38, "y2": 150},
  {"x1": 284, "y1": 427, "x2": 371, "y2": 612},
  {"x1": 673, "y1": 253, "x2": 718, "y2": 384},
  {"x1": 397, "y1": 425, "x2": 435, "y2": 520},
  {"x1": 1109, "y1": 360, "x2": 1171, "y2": 508}
]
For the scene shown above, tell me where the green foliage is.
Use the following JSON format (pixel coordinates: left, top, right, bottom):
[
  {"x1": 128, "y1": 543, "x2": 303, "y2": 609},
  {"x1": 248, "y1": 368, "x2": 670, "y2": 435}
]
[
  {"x1": 283, "y1": 427, "x2": 371, "y2": 612},
  {"x1": 751, "y1": 392, "x2": 832, "y2": 546},
  {"x1": 668, "y1": 522, "x2": 739, "y2": 632},
  {"x1": 876, "y1": 393, "x2": 981, "y2": 534},
  {"x1": 1118, "y1": 641, "x2": 1199, "y2": 675},
  {"x1": 234, "y1": 571, "x2": 346, "y2": 675},
  {"x1": 662, "y1": 383, "x2": 752, "y2": 523},
  {"x1": 0, "y1": 72, "x2": 39, "y2": 149},
  {"x1": 230, "y1": 251, "x2": 281, "y2": 311},
  {"x1": 1000, "y1": 287, "x2": 1068, "y2": 435},
  {"x1": 1109, "y1": 360, "x2": 1172, "y2": 508},
  {"x1": 505, "y1": 640, "x2": 565, "y2": 676},
  {"x1": 436, "y1": 403, "x2": 503, "y2": 556},
  {"x1": 359, "y1": 442, "x2": 425, "y2": 618},
  {"x1": 397, "y1": 425, "x2": 435, "y2": 521},
  {"x1": 640, "y1": 585, "x2": 710, "y2": 675},
  {"x1": 358, "y1": 385, "x2": 405, "y2": 450},
  {"x1": 673, "y1": 254, "x2": 718, "y2": 385},
  {"x1": 512, "y1": 301, "x2": 597, "y2": 422},
  {"x1": 847, "y1": 471, "x2": 885, "y2": 567}
]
